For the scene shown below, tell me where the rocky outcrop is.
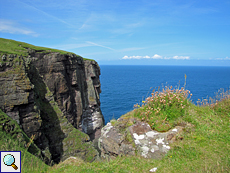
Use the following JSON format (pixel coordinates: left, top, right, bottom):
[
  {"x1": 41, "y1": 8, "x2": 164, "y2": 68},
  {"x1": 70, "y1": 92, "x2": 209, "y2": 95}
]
[
  {"x1": 99, "y1": 118, "x2": 184, "y2": 160},
  {"x1": 0, "y1": 45, "x2": 104, "y2": 164},
  {"x1": 99, "y1": 122, "x2": 136, "y2": 160},
  {"x1": 128, "y1": 121, "x2": 183, "y2": 159}
]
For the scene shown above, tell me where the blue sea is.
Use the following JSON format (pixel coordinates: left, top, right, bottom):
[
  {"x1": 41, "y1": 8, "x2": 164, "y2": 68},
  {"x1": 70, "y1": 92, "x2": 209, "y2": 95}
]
[{"x1": 99, "y1": 65, "x2": 230, "y2": 124}]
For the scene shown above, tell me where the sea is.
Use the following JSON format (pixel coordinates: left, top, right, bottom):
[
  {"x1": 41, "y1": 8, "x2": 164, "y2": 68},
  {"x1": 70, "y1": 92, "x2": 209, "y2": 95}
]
[{"x1": 99, "y1": 65, "x2": 230, "y2": 124}]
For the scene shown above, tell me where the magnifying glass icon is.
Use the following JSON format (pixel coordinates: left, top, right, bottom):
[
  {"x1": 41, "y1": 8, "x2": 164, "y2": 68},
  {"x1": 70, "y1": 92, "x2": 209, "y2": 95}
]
[{"x1": 3, "y1": 154, "x2": 18, "y2": 170}]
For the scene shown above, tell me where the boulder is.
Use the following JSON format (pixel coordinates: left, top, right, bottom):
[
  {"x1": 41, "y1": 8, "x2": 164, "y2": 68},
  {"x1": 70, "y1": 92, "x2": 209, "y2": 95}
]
[
  {"x1": 98, "y1": 120, "x2": 184, "y2": 160},
  {"x1": 98, "y1": 122, "x2": 135, "y2": 160}
]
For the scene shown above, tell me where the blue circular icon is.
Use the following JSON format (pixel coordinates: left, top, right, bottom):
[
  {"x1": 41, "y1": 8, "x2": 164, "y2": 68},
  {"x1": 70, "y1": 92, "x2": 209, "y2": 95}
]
[{"x1": 3, "y1": 154, "x2": 15, "y2": 166}]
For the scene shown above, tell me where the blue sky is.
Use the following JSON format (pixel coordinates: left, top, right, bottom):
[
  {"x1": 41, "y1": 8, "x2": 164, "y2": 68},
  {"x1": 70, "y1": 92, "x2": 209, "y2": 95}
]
[{"x1": 0, "y1": 0, "x2": 230, "y2": 66}]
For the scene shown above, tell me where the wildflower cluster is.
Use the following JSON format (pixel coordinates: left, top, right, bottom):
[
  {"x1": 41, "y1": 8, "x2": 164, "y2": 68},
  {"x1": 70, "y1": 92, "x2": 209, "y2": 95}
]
[{"x1": 133, "y1": 85, "x2": 192, "y2": 132}]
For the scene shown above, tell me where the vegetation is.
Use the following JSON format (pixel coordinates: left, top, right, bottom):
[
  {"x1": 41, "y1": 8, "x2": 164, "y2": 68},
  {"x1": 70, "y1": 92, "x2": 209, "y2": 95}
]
[
  {"x1": 0, "y1": 109, "x2": 49, "y2": 173},
  {"x1": 0, "y1": 37, "x2": 93, "y2": 61},
  {"x1": 1, "y1": 78, "x2": 229, "y2": 172},
  {"x1": 49, "y1": 83, "x2": 230, "y2": 173},
  {"x1": 1, "y1": 40, "x2": 229, "y2": 173},
  {"x1": 132, "y1": 85, "x2": 192, "y2": 132}
]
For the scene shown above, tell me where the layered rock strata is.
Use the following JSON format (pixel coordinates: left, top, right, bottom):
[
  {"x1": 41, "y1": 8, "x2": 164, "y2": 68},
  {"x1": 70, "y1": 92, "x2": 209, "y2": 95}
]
[{"x1": 0, "y1": 50, "x2": 104, "y2": 163}]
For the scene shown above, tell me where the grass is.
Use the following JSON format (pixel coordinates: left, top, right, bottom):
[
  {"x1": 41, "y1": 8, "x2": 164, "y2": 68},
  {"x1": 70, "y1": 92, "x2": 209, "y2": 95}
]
[
  {"x1": 0, "y1": 109, "x2": 49, "y2": 173},
  {"x1": 1, "y1": 73, "x2": 230, "y2": 172},
  {"x1": 0, "y1": 130, "x2": 49, "y2": 173},
  {"x1": 47, "y1": 80, "x2": 230, "y2": 173},
  {"x1": 0, "y1": 37, "x2": 94, "y2": 61},
  {"x1": 132, "y1": 85, "x2": 192, "y2": 132}
]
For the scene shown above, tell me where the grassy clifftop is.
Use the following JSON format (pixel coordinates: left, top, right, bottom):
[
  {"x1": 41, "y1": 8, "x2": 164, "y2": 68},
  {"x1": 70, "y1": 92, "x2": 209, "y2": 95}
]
[
  {"x1": 0, "y1": 38, "x2": 93, "y2": 61},
  {"x1": 50, "y1": 86, "x2": 230, "y2": 172},
  {"x1": 1, "y1": 85, "x2": 229, "y2": 172}
]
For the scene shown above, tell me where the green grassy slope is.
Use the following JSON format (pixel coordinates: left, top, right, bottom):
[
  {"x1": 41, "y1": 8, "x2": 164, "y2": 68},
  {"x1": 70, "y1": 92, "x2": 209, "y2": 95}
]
[
  {"x1": 0, "y1": 37, "x2": 93, "y2": 61},
  {"x1": 0, "y1": 109, "x2": 49, "y2": 173},
  {"x1": 47, "y1": 87, "x2": 230, "y2": 173},
  {"x1": 2, "y1": 95, "x2": 230, "y2": 173}
]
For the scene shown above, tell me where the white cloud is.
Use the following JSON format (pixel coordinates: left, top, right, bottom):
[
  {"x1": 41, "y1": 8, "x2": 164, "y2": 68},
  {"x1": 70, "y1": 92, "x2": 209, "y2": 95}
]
[
  {"x1": 122, "y1": 54, "x2": 190, "y2": 60},
  {"x1": 122, "y1": 54, "x2": 162, "y2": 59},
  {"x1": 143, "y1": 56, "x2": 150, "y2": 59},
  {"x1": 152, "y1": 54, "x2": 163, "y2": 59},
  {"x1": 122, "y1": 56, "x2": 142, "y2": 59},
  {"x1": 0, "y1": 19, "x2": 38, "y2": 36},
  {"x1": 172, "y1": 56, "x2": 190, "y2": 60},
  {"x1": 122, "y1": 56, "x2": 129, "y2": 59},
  {"x1": 215, "y1": 57, "x2": 230, "y2": 60}
]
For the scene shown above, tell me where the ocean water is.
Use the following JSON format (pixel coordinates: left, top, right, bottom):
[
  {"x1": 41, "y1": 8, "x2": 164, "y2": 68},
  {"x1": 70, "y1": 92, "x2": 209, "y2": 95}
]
[{"x1": 99, "y1": 65, "x2": 230, "y2": 124}]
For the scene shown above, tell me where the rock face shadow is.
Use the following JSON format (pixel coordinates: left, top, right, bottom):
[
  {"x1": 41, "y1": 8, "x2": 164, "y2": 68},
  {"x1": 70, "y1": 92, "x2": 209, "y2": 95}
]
[{"x1": 27, "y1": 64, "x2": 65, "y2": 164}]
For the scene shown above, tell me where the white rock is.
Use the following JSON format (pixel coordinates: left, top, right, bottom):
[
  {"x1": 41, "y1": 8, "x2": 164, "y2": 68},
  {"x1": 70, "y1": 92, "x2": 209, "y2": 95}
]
[
  {"x1": 134, "y1": 139, "x2": 141, "y2": 145},
  {"x1": 141, "y1": 146, "x2": 149, "y2": 152},
  {"x1": 149, "y1": 167, "x2": 157, "y2": 172},
  {"x1": 133, "y1": 133, "x2": 145, "y2": 140},
  {"x1": 150, "y1": 148, "x2": 155, "y2": 153},
  {"x1": 163, "y1": 144, "x2": 170, "y2": 149},
  {"x1": 101, "y1": 123, "x2": 113, "y2": 137},
  {"x1": 172, "y1": 128, "x2": 178, "y2": 132},
  {"x1": 141, "y1": 146, "x2": 149, "y2": 158},
  {"x1": 146, "y1": 131, "x2": 158, "y2": 138},
  {"x1": 152, "y1": 145, "x2": 159, "y2": 151},
  {"x1": 66, "y1": 156, "x2": 77, "y2": 160},
  {"x1": 156, "y1": 138, "x2": 164, "y2": 145}
]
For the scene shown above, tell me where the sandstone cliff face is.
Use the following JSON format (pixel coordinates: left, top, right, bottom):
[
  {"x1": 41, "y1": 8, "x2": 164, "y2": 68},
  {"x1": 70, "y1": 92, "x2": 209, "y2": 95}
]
[{"x1": 0, "y1": 49, "x2": 104, "y2": 163}]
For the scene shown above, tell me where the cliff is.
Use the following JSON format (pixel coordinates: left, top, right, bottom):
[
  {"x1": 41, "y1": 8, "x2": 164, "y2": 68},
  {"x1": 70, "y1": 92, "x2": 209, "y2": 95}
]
[{"x1": 0, "y1": 38, "x2": 104, "y2": 164}]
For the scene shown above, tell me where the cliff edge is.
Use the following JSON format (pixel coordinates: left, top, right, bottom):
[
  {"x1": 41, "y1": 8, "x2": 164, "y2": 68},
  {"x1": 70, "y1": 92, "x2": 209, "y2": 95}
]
[{"x1": 0, "y1": 38, "x2": 104, "y2": 163}]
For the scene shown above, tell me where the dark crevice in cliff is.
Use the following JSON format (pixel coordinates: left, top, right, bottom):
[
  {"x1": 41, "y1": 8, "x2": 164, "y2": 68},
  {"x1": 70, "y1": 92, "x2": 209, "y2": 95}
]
[
  {"x1": 27, "y1": 64, "x2": 65, "y2": 164},
  {"x1": 74, "y1": 63, "x2": 88, "y2": 129},
  {"x1": 61, "y1": 57, "x2": 81, "y2": 129}
]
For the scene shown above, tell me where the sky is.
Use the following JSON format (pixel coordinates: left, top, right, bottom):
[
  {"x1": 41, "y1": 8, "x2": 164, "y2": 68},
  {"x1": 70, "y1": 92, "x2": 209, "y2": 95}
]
[{"x1": 0, "y1": 0, "x2": 230, "y2": 66}]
